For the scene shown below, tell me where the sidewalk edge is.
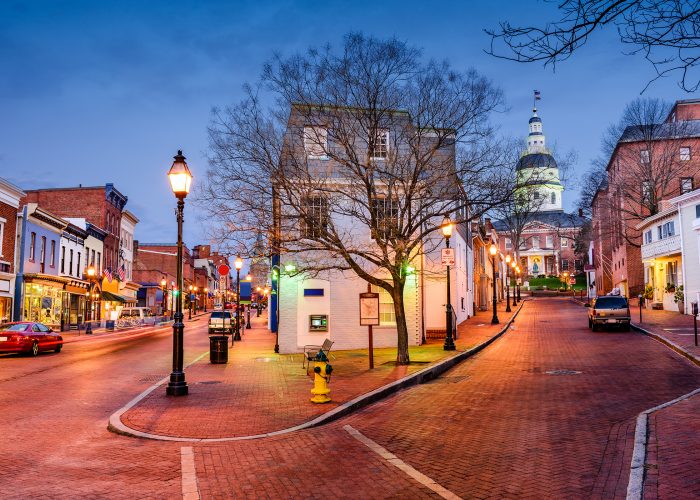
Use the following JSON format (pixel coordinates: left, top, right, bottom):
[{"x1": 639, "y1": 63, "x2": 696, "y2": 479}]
[{"x1": 108, "y1": 301, "x2": 526, "y2": 443}]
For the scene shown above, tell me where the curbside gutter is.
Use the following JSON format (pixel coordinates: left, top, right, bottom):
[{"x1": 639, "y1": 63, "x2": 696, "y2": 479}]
[{"x1": 108, "y1": 301, "x2": 526, "y2": 443}]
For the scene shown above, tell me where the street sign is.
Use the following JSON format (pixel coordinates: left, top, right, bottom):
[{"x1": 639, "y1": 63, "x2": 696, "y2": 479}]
[
  {"x1": 569, "y1": 277, "x2": 576, "y2": 285},
  {"x1": 441, "y1": 248, "x2": 455, "y2": 267},
  {"x1": 219, "y1": 276, "x2": 227, "y2": 289},
  {"x1": 359, "y1": 292, "x2": 380, "y2": 326},
  {"x1": 218, "y1": 264, "x2": 230, "y2": 276}
]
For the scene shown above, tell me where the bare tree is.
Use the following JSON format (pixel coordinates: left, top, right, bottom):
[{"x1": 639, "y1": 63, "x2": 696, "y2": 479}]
[
  {"x1": 487, "y1": 1, "x2": 700, "y2": 92},
  {"x1": 198, "y1": 33, "x2": 509, "y2": 364}
]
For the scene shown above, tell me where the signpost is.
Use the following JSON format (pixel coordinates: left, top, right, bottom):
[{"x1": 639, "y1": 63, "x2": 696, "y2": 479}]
[
  {"x1": 441, "y1": 248, "x2": 455, "y2": 267},
  {"x1": 569, "y1": 277, "x2": 576, "y2": 286},
  {"x1": 360, "y1": 286, "x2": 380, "y2": 369}
]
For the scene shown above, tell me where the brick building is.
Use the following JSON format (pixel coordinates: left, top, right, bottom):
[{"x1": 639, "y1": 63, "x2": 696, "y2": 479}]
[
  {"x1": 592, "y1": 99, "x2": 700, "y2": 297},
  {"x1": 591, "y1": 185, "x2": 614, "y2": 294},
  {"x1": 0, "y1": 178, "x2": 25, "y2": 322},
  {"x1": 133, "y1": 242, "x2": 194, "y2": 313}
]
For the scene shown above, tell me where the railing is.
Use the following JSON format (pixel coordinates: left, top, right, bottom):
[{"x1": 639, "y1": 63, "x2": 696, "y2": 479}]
[{"x1": 641, "y1": 234, "x2": 681, "y2": 260}]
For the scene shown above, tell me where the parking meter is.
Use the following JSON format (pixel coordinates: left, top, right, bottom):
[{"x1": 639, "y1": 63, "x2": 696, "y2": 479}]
[
  {"x1": 692, "y1": 302, "x2": 698, "y2": 346},
  {"x1": 692, "y1": 301, "x2": 699, "y2": 316},
  {"x1": 638, "y1": 294, "x2": 644, "y2": 323}
]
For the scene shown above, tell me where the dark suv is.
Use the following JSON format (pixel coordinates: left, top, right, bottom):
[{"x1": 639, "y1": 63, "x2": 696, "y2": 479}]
[{"x1": 588, "y1": 296, "x2": 631, "y2": 331}]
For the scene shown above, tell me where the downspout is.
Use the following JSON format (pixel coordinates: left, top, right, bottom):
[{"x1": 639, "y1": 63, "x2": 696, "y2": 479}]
[
  {"x1": 420, "y1": 239, "x2": 426, "y2": 344},
  {"x1": 13, "y1": 205, "x2": 28, "y2": 321}
]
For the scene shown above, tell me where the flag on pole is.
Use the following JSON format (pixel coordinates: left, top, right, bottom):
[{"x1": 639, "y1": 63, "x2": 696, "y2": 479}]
[
  {"x1": 534, "y1": 90, "x2": 541, "y2": 100},
  {"x1": 103, "y1": 267, "x2": 113, "y2": 282},
  {"x1": 117, "y1": 265, "x2": 125, "y2": 282}
]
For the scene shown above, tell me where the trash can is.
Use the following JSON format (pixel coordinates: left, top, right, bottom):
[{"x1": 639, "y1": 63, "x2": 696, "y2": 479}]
[
  {"x1": 106, "y1": 320, "x2": 115, "y2": 331},
  {"x1": 209, "y1": 335, "x2": 229, "y2": 364}
]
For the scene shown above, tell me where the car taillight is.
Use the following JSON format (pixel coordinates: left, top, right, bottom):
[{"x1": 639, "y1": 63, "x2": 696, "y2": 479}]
[{"x1": 592, "y1": 308, "x2": 597, "y2": 316}]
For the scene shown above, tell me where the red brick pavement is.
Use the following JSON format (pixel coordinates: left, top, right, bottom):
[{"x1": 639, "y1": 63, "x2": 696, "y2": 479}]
[
  {"x1": 630, "y1": 298, "x2": 700, "y2": 361},
  {"x1": 119, "y1": 301, "x2": 521, "y2": 439}
]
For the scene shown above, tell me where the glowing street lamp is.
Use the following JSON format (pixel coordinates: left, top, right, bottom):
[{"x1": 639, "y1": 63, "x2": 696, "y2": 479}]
[
  {"x1": 85, "y1": 265, "x2": 97, "y2": 335},
  {"x1": 489, "y1": 242, "x2": 499, "y2": 325},
  {"x1": 505, "y1": 255, "x2": 512, "y2": 313},
  {"x1": 234, "y1": 256, "x2": 243, "y2": 341},
  {"x1": 441, "y1": 215, "x2": 455, "y2": 351},
  {"x1": 166, "y1": 150, "x2": 192, "y2": 397}
]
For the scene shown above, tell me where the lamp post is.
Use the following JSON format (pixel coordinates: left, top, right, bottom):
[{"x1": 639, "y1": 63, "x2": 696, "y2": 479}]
[
  {"x1": 489, "y1": 242, "x2": 499, "y2": 325},
  {"x1": 166, "y1": 149, "x2": 192, "y2": 397},
  {"x1": 510, "y1": 260, "x2": 517, "y2": 306},
  {"x1": 441, "y1": 215, "x2": 456, "y2": 351},
  {"x1": 203, "y1": 287, "x2": 208, "y2": 312},
  {"x1": 171, "y1": 285, "x2": 176, "y2": 321},
  {"x1": 505, "y1": 255, "x2": 512, "y2": 313},
  {"x1": 516, "y1": 266, "x2": 522, "y2": 301},
  {"x1": 85, "y1": 266, "x2": 96, "y2": 334},
  {"x1": 161, "y1": 278, "x2": 167, "y2": 317},
  {"x1": 562, "y1": 271, "x2": 569, "y2": 291},
  {"x1": 234, "y1": 256, "x2": 243, "y2": 341},
  {"x1": 194, "y1": 286, "x2": 198, "y2": 314}
]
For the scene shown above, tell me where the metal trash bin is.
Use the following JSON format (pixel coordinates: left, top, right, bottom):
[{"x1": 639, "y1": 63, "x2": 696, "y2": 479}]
[
  {"x1": 106, "y1": 320, "x2": 115, "y2": 331},
  {"x1": 209, "y1": 335, "x2": 229, "y2": 364}
]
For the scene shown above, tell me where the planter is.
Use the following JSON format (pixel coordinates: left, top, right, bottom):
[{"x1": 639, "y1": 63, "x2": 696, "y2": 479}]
[{"x1": 677, "y1": 301, "x2": 685, "y2": 313}]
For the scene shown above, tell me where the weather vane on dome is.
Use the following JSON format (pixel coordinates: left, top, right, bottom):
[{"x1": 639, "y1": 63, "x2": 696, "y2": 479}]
[{"x1": 533, "y1": 90, "x2": 541, "y2": 110}]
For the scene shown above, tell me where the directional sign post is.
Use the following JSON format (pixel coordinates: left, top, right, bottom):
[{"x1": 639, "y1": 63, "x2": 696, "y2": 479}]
[
  {"x1": 441, "y1": 248, "x2": 455, "y2": 268},
  {"x1": 360, "y1": 285, "x2": 380, "y2": 369}
]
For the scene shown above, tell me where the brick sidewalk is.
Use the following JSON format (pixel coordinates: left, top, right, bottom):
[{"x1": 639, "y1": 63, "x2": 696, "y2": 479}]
[
  {"x1": 630, "y1": 298, "x2": 700, "y2": 360},
  {"x1": 119, "y1": 300, "x2": 521, "y2": 439}
]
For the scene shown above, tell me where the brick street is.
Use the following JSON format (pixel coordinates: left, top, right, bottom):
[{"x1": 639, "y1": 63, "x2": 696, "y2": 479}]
[{"x1": 2, "y1": 298, "x2": 700, "y2": 498}]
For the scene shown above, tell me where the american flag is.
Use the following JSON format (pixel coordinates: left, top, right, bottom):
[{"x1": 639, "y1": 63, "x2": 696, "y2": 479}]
[
  {"x1": 534, "y1": 90, "x2": 541, "y2": 100},
  {"x1": 103, "y1": 267, "x2": 113, "y2": 282},
  {"x1": 117, "y1": 265, "x2": 125, "y2": 282}
]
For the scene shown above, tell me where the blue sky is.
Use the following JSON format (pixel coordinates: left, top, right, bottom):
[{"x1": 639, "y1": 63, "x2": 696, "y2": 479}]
[{"x1": 1, "y1": 0, "x2": 694, "y2": 248}]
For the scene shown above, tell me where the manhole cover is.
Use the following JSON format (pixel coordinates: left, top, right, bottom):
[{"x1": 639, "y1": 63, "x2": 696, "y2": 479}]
[
  {"x1": 545, "y1": 369, "x2": 582, "y2": 376},
  {"x1": 198, "y1": 381, "x2": 222, "y2": 385},
  {"x1": 255, "y1": 357, "x2": 279, "y2": 362},
  {"x1": 138, "y1": 374, "x2": 168, "y2": 383},
  {"x1": 429, "y1": 375, "x2": 469, "y2": 384}
]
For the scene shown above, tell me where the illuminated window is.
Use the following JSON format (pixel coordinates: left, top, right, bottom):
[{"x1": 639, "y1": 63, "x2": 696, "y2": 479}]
[
  {"x1": 370, "y1": 129, "x2": 389, "y2": 159},
  {"x1": 371, "y1": 285, "x2": 396, "y2": 325}
]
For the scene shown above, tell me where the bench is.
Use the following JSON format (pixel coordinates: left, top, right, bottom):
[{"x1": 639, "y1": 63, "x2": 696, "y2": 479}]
[{"x1": 303, "y1": 339, "x2": 334, "y2": 373}]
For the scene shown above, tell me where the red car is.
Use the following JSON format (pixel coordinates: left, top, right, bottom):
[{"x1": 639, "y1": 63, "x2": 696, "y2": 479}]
[{"x1": 0, "y1": 322, "x2": 64, "y2": 356}]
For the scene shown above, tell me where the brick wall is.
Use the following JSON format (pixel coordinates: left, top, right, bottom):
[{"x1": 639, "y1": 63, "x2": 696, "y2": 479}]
[
  {"x1": 0, "y1": 201, "x2": 18, "y2": 272},
  {"x1": 133, "y1": 243, "x2": 194, "y2": 286}
]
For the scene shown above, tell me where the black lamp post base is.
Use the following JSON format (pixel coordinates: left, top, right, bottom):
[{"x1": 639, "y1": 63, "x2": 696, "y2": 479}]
[
  {"x1": 274, "y1": 344, "x2": 279, "y2": 353},
  {"x1": 85, "y1": 322, "x2": 93, "y2": 335},
  {"x1": 443, "y1": 337, "x2": 456, "y2": 351},
  {"x1": 166, "y1": 372, "x2": 188, "y2": 396}
]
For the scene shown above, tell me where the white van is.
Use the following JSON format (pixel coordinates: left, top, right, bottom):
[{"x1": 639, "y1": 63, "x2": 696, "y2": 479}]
[{"x1": 120, "y1": 307, "x2": 154, "y2": 321}]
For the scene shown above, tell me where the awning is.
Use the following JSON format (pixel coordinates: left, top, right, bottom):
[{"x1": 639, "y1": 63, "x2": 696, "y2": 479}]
[{"x1": 102, "y1": 291, "x2": 130, "y2": 303}]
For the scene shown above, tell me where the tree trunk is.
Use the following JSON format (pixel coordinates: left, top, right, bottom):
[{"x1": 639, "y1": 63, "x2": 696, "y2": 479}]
[{"x1": 392, "y1": 280, "x2": 410, "y2": 365}]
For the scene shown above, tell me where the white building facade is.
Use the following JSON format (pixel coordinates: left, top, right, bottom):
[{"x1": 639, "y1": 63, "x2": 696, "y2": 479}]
[{"x1": 671, "y1": 188, "x2": 700, "y2": 314}]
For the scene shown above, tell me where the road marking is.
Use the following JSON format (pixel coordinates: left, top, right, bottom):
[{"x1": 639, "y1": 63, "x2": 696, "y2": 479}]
[
  {"x1": 343, "y1": 425, "x2": 462, "y2": 500},
  {"x1": 180, "y1": 446, "x2": 200, "y2": 500}
]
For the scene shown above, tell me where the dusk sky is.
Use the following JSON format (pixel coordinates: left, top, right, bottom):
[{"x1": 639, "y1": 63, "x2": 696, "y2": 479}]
[{"x1": 1, "y1": 0, "x2": 693, "y2": 249}]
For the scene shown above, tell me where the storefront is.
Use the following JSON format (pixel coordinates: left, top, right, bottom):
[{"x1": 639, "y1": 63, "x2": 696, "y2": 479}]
[
  {"x1": 21, "y1": 278, "x2": 64, "y2": 328},
  {"x1": 62, "y1": 282, "x2": 89, "y2": 330},
  {"x1": 0, "y1": 276, "x2": 14, "y2": 323}
]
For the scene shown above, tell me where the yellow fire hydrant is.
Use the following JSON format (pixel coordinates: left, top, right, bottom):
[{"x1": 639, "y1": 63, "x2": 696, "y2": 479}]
[{"x1": 310, "y1": 352, "x2": 333, "y2": 404}]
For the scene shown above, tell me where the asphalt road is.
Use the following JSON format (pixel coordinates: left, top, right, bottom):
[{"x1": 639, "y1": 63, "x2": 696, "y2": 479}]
[{"x1": 2, "y1": 299, "x2": 699, "y2": 499}]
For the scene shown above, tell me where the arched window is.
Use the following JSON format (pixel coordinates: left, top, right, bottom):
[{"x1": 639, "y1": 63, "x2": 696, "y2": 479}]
[{"x1": 551, "y1": 192, "x2": 556, "y2": 204}]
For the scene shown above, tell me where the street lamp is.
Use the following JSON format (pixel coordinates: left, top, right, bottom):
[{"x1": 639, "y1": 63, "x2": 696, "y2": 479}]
[
  {"x1": 166, "y1": 149, "x2": 192, "y2": 397},
  {"x1": 188, "y1": 285, "x2": 194, "y2": 320},
  {"x1": 510, "y1": 260, "x2": 517, "y2": 306},
  {"x1": 516, "y1": 266, "x2": 522, "y2": 301},
  {"x1": 489, "y1": 242, "x2": 499, "y2": 325},
  {"x1": 562, "y1": 271, "x2": 569, "y2": 291},
  {"x1": 160, "y1": 277, "x2": 167, "y2": 317},
  {"x1": 85, "y1": 266, "x2": 96, "y2": 335},
  {"x1": 234, "y1": 255, "x2": 243, "y2": 341},
  {"x1": 203, "y1": 287, "x2": 208, "y2": 312},
  {"x1": 441, "y1": 215, "x2": 456, "y2": 351},
  {"x1": 505, "y1": 255, "x2": 512, "y2": 313}
]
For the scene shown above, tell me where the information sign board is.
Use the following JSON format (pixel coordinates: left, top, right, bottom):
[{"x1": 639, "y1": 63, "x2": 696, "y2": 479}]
[
  {"x1": 441, "y1": 248, "x2": 455, "y2": 267},
  {"x1": 359, "y1": 292, "x2": 380, "y2": 326}
]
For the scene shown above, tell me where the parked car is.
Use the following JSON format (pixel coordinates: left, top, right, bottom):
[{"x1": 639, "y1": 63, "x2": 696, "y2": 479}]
[
  {"x1": 588, "y1": 296, "x2": 631, "y2": 331},
  {"x1": 208, "y1": 311, "x2": 234, "y2": 335},
  {"x1": 0, "y1": 322, "x2": 64, "y2": 356}
]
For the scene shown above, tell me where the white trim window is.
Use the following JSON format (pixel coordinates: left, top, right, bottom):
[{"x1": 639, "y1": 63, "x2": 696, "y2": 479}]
[
  {"x1": 546, "y1": 235, "x2": 553, "y2": 248},
  {"x1": 371, "y1": 196, "x2": 399, "y2": 240},
  {"x1": 371, "y1": 285, "x2": 396, "y2": 325},
  {"x1": 370, "y1": 129, "x2": 389, "y2": 160},
  {"x1": 505, "y1": 238, "x2": 512, "y2": 250},
  {"x1": 680, "y1": 177, "x2": 693, "y2": 194},
  {"x1": 303, "y1": 126, "x2": 328, "y2": 159},
  {"x1": 643, "y1": 230, "x2": 652, "y2": 244},
  {"x1": 640, "y1": 149, "x2": 650, "y2": 163},
  {"x1": 0, "y1": 218, "x2": 4, "y2": 257},
  {"x1": 561, "y1": 237, "x2": 568, "y2": 247},
  {"x1": 300, "y1": 194, "x2": 329, "y2": 239},
  {"x1": 680, "y1": 146, "x2": 691, "y2": 161}
]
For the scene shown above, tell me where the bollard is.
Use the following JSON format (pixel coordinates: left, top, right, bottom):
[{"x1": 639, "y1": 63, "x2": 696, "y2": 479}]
[
  {"x1": 692, "y1": 302, "x2": 698, "y2": 347},
  {"x1": 638, "y1": 294, "x2": 644, "y2": 324}
]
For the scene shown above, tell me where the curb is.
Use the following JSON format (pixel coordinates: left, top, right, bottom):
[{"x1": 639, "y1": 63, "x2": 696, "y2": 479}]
[
  {"x1": 108, "y1": 301, "x2": 527, "y2": 443},
  {"x1": 625, "y1": 323, "x2": 700, "y2": 499}
]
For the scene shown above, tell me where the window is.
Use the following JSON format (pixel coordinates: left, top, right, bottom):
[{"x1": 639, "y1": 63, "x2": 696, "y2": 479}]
[
  {"x1": 642, "y1": 181, "x2": 653, "y2": 202},
  {"x1": 300, "y1": 195, "x2": 329, "y2": 239},
  {"x1": 551, "y1": 192, "x2": 556, "y2": 204},
  {"x1": 680, "y1": 147, "x2": 691, "y2": 161},
  {"x1": 50, "y1": 240, "x2": 55, "y2": 267},
  {"x1": 640, "y1": 149, "x2": 650, "y2": 163},
  {"x1": 531, "y1": 236, "x2": 540, "y2": 249},
  {"x1": 505, "y1": 238, "x2": 512, "y2": 249},
  {"x1": 76, "y1": 253, "x2": 81, "y2": 277},
  {"x1": 371, "y1": 196, "x2": 399, "y2": 239},
  {"x1": 61, "y1": 246, "x2": 65, "y2": 273},
  {"x1": 575, "y1": 259, "x2": 583, "y2": 271},
  {"x1": 370, "y1": 129, "x2": 389, "y2": 159},
  {"x1": 29, "y1": 232, "x2": 36, "y2": 261},
  {"x1": 667, "y1": 261, "x2": 678, "y2": 286},
  {"x1": 69, "y1": 249, "x2": 74, "y2": 276},
  {"x1": 658, "y1": 221, "x2": 675, "y2": 239},
  {"x1": 303, "y1": 126, "x2": 328, "y2": 159},
  {"x1": 40, "y1": 236, "x2": 46, "y2": 264},
  {"x1": 533, "y1": 191, "x2": 540, "y2": 200},
  {"x1": 561, "y1": 238, "x2": 568, "y2": 247},
  {"x1": 91, "y1": 250, "x2": 95, "y2": 266},
  {"x1": 97, "y1": 252, "x2": 101, "y2": 272},
  {"x1": 696, "y1": 204, "x2": 700, "y2": 219},
  {"x1": 562, "y1": 259, "x2": 569, "y2": 271},
  {"x1": 680, "y1": 177, "x2": 693, "y2": 194},
  {"x1": 546, "y1": 235, "x2": 553, "y2": 248},
  {"x1": 644, "y1": 230, "x2": 652, "y2": 244},
  {"x1": 371, "y1": 286, "x2": 396, "y2": 325},
  {"x1": 0, "y1": 220, "x2": 4, "y2": 257}
]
